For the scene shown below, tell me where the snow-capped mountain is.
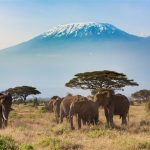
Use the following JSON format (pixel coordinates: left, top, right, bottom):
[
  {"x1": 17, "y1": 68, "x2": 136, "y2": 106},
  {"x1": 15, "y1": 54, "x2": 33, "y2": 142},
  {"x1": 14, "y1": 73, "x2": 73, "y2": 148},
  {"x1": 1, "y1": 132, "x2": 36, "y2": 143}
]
[
  {"x1": 1, "y1": 22, "x2": 145, "y2": 54},
  {"x1": 39, "y1": 22, "x2": 132, "y2": 39}
]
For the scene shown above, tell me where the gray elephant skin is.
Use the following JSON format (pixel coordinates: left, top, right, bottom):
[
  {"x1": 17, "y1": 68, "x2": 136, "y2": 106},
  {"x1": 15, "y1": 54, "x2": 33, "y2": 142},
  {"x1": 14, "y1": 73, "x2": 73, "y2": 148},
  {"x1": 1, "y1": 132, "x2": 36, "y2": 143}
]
[
  {"x1": 94, "y1": 91, "x2": 130, "y2": 127},
  {"x1": 59, "y1": 95, "x2": 87, "y2": 123},
  {"x1": 48, "y1": 96, "x2": 62, "y2": 123},
  {"x1": 0, "y1": 93, "x2": 12, "y2": 129},
  {"x1": 69, "y1": 99, "x2": 99, "y2": 130}
]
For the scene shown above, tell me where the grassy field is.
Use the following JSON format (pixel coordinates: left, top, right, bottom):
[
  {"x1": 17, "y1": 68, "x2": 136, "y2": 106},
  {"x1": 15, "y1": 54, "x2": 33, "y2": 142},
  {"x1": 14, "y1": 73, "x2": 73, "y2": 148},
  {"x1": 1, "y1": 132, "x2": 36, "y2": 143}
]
[{"x1": 0, "y1": 103, "x2": 150, "y2": 150}]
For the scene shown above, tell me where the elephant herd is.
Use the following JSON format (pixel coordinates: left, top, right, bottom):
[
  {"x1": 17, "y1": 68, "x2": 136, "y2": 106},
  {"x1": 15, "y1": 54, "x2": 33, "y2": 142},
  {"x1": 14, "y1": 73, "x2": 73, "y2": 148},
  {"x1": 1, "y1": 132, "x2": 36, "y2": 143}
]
[
  {"x1": 48, "y1": 91, "x2": 130, "y2": 130},
  {"x1": 0, "y1": 91, "x2": 130, "y2": 130}
]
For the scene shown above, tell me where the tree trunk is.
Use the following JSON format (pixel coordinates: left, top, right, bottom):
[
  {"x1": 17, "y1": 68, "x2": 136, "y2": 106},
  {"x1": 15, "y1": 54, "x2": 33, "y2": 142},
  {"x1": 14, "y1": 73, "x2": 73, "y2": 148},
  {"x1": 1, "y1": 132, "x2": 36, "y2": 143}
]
[{"x1": 22, "y1": 96, "x2": 27, "y2": 105}]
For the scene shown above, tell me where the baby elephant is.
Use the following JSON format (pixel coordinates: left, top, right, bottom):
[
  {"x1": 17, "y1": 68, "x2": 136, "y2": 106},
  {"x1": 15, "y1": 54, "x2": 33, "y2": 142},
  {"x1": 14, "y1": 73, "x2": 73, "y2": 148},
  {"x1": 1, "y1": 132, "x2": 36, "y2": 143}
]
[{"x1": 69, "y1": 100, "x2": 99, "y2": 130}]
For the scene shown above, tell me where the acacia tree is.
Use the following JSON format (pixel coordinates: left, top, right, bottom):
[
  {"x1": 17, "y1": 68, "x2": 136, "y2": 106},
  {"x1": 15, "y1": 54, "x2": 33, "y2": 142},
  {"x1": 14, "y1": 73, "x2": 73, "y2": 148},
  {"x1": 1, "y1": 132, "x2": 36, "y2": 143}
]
[
  {"x1": 6, "y1": 86, "x2": 41, "y2": 104},
  {"x1": 65, "y1": 70, "x2": 138, "y2": 94},
  {"x1": 131, "y1": 89, "x2": 150, "y2": 101}
]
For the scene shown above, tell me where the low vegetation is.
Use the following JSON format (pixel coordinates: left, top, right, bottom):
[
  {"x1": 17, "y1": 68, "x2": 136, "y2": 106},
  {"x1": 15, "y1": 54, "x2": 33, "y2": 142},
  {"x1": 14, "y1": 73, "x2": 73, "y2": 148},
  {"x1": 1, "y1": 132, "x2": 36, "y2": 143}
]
[
  {"x1": 0, "y1": 135, "x2": 19, "y2": 150},
  {"x1": 0, "y1": 103, "x2": 150, "y2": 150}
]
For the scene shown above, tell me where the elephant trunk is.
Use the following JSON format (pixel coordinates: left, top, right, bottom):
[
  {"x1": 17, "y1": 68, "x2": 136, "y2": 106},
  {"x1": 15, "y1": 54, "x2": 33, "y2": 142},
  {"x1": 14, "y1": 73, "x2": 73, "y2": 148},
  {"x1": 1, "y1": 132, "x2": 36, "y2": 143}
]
[{"x1": 2, "y1": 104, "x2": 7, "y2": 121}]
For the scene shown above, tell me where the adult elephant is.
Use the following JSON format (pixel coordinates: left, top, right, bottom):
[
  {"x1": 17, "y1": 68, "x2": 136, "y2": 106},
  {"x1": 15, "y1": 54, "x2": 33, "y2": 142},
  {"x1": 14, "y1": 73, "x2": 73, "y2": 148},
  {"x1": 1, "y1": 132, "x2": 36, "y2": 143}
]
[
  {"x1": 60, "y1": 95, "x2": 86, "y2": 123},
  {"x1": 48, "y1": 96, "x2": 62, "y2": 123},
  {"x1": 48, "y1": 96, "x2": 60, "y2": 112},
  {"x1": 52, "y1": 97, "x2": 62, "y2": 123},
  {"x1": 69, "y1": 99, "x2": 99, "y2": 130},
  {"x1": 0, "y1": 93, "x2": 12, "y2": 128},
  {"x1": 94, "y1": 91, "x2": 130, "y2": 127}
]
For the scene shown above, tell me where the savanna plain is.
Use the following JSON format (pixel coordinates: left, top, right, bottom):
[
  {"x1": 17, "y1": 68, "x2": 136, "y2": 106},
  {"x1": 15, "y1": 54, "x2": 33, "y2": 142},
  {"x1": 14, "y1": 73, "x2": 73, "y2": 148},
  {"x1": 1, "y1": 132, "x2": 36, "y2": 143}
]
[{"x1": 0, "y1": 102, "x2": 150, "y2": 150}]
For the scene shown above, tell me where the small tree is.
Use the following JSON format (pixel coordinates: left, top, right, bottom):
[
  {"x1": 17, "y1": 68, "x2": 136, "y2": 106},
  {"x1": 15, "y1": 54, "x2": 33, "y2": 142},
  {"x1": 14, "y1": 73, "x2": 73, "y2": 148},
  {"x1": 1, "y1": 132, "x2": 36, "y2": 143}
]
[
  {"x1": 65, "y1": 70, "x2": 138, "y2": 94},
  {"x1": 131, "y1": 89, "x2": 150, "y2": 102},
  {"x1": 6, "y1": 86, "x2": 41, "y2": 104}
]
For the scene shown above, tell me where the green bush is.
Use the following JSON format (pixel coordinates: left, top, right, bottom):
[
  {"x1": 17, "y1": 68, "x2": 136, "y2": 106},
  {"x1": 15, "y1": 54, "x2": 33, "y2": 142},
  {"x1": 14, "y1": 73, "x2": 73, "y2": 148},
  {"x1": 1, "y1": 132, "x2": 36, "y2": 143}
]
[
  {"x1": 38, "y1": 137, "x2": 82, "y2": 150},
  {"x1": 0, "y1": 135, "x2": 19, "y2": 150},
  {"x1": 88, "y1": 128, "x2": 106, "y2": 138},
  {"x1": 20, "y1": 144, "x2": 34, "y2": 150}
]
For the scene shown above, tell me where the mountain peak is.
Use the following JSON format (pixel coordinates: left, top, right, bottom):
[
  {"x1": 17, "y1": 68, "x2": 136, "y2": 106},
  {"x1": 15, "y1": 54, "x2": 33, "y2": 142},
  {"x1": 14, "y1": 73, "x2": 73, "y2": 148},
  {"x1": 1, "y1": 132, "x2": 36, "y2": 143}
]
[{"x1": 40, "y1": 22, "x2": 129, "y2": 39}]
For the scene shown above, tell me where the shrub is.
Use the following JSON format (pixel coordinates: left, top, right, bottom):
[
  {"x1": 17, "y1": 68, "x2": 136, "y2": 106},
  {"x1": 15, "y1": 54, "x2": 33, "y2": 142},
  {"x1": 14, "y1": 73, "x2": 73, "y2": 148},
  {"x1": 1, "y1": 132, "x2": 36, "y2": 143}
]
[
  {"x1": 0, "y1": 135, "x2": 19, "y2": 150},
  {"x1": 66, "y1": 92, "x2": 73, "y2": 96},
  {"x1": 88, "y1": 128, "x2": 106, "y2": 138},
  {"x1": 38, "y1": 137, "x2": 82, "y2": 150},
  {"x1": 20, "y1": 144, "x2": 34, "y2": 150},
  {"x1": 32, "y1": 98, "x2": 39, "y2": 108}
]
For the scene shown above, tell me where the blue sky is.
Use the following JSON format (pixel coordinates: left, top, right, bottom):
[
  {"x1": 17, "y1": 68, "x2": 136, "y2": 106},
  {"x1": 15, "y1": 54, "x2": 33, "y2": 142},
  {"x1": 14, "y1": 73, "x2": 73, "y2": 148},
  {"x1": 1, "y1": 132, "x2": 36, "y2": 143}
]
[
  {"x1": 0, "y1": 0, "x2": 150, "y2": 97},
  {"x1": 0, "y1": 0, "x2": 150, "y2": 49}
]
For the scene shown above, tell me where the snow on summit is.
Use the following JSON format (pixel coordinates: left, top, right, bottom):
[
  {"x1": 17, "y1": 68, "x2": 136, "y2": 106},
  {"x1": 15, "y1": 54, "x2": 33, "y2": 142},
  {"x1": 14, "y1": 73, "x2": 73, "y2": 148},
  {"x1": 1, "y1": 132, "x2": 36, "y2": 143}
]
[{"x1": 41, "y1": 22, "x2": 129, "y2": 38}]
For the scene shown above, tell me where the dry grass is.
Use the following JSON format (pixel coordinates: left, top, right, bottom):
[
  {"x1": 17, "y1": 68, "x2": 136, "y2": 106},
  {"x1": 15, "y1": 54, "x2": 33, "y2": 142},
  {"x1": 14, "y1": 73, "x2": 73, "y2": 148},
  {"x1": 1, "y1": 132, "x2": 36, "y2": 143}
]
[{"x1": 0, "y1": 104, "x2": 150, "y2": 150}]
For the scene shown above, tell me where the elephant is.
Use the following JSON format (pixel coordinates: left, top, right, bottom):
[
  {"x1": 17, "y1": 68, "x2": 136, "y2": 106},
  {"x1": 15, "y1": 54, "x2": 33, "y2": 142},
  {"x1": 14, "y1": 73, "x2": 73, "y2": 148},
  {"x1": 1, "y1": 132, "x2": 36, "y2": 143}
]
[
  {"x1": 69, "y1": 99, "x2": 99, "y2": 130},
  {"x1": 48, "y1": 96, "x2": 62, "y2": 123},
  {"x1": 59, "y1": 95, "x2": 87, "y2": 123},
  {"x1": 52, "y1": 97, "x2": 62, "y2": 123},
  {"x1": 94, "y1": 91, "x2": 130, "y2": 127},
  {"x1": 0, "y1": 93, "x2": 12, "y2": 129},
  {"x1": 48, "y1": 96, "x2": 60, "y2": 112}
]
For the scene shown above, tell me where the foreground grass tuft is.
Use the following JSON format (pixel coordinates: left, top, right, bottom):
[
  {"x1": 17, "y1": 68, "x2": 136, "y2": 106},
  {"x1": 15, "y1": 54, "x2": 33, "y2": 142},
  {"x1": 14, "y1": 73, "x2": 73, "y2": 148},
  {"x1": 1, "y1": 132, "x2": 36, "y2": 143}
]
[
  {"x1": 138, "y1": 141, "x2": 150, "y2": 150},
  {"x1": 38, "y1": 137, "x2": 82, "y2": 150},
  {"x1": 20, "y1": 144, "x2": 34, "y2": 150},
  {"x1": 0, "y1": 135, "x2": 19, "y2": 150}
]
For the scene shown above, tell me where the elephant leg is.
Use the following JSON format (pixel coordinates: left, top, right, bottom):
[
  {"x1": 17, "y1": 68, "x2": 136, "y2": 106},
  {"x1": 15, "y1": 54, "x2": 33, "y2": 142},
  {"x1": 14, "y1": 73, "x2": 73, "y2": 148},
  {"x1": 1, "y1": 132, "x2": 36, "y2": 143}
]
[
  {"x1": 109, "y1": 112, "x2": 114, "y2": 127},
  {"x1": 122, "y1": 115, "x2": 127, "y2": 125},
  {"x1": 104, "y1": 108, "x2": 109, "y2": 126},
  {"x1": 78, "y1": 115, "x2": 81, "y2": 129},
  {"x1": 55, "y1": 114, "x2": 59, "y2": 124},
  {"x1": 82, "y1": 119, "x2": 86, "y2": 126},
  {"x1": 59, "y1": 111, "x2": 64, "y2": 123},
  {"x1": 70, "y1": 116, "x2": 75, "y2": 130},
  {"x1": 66, "y1": 115, "x2": 70, "y2": 123},
  {"x1": 3, "y1": 120, "x2": 7, "y2": 128},
  {"x1": 109, "y1": 109, "x2": 114, "y2": 128},
  {"x1": 91, "y1": 117, "x2": 95, "y2": 125},
  {"x1": 95, "y1": 116, "x2": 99, "y2": 125}
]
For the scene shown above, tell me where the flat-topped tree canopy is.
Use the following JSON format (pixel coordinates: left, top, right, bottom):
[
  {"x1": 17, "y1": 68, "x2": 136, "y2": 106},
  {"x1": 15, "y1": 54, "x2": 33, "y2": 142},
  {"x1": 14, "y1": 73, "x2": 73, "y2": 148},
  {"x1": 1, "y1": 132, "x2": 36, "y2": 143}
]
[
  {"x1": 65, "y1": 70, "x2": 139, "y2": 91},
  {"x1": 6, "y1": 86, "x2": 41, "y2": 104},
  {"x1": 131, "y1": 89, "x2": 150, "y2": 101}
]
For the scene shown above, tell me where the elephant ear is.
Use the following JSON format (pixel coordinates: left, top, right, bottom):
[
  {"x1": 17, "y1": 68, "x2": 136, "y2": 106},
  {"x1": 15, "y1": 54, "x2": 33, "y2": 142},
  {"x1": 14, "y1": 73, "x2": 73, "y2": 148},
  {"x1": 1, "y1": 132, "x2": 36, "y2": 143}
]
[{"x1": 0, "y1": 95, "x2": 5, "y2": 104}]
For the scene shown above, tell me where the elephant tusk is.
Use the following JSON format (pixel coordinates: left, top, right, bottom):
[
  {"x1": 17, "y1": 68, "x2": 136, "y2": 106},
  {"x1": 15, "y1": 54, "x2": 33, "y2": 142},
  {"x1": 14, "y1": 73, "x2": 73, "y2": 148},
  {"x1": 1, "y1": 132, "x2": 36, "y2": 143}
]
[{"x1": 2, "y1": 111, "x2": 7, "y2": 120}]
